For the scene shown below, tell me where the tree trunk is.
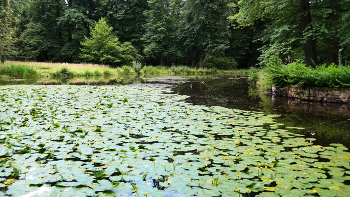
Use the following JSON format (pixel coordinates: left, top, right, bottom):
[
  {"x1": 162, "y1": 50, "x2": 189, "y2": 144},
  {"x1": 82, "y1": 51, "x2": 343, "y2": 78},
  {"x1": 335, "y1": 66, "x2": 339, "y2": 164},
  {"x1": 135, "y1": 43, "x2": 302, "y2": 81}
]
[
  {"x1": 199, "y1": 48, "x2": 204, "y2": 68},
  {"x1": 166, "y1": 54, "x2": 170, "y2": 67},
  {"x1": 160, "y1": 53, "x2": 164, "y2": 66},
  {"x1": 326, "y1": 39, "x2": 339, "y2": 65},
  {"x1": 300, "y1": 0, "x2": 317, "y2": 67}
]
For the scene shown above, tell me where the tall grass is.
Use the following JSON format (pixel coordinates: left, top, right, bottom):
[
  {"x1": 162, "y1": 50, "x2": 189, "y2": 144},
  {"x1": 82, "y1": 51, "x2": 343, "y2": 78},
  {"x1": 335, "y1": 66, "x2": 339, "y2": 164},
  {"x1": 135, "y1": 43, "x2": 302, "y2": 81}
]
[{"x1": 0, "y1": 64, "x2": 38, "y2": 78}]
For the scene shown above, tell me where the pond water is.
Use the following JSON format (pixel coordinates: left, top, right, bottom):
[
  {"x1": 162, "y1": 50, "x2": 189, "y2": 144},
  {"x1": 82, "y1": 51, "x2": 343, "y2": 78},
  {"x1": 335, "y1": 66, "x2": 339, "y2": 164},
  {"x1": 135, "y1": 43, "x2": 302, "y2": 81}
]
[
  {"x1": 1, "y1": 75, "x2": 349, "y2": 148},
  {"x1": 0, "y1": 76, "x2": 349, "y2": 197},
  {"x1": 171, "y1": 76, "x2": 350, "y2": 148}
]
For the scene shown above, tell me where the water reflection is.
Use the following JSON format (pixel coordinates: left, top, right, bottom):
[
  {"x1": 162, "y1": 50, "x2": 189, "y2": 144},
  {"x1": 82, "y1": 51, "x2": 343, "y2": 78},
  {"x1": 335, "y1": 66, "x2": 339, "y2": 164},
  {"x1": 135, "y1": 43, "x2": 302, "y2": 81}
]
[{"x1": 173, "y1": 77, "x2": 350, "y2": 148}]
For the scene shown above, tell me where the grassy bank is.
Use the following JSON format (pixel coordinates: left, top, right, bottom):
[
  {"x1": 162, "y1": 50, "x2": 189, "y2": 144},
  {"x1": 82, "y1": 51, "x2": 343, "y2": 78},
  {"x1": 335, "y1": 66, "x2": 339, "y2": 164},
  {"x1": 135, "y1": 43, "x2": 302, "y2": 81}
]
[
  {"x1": 1, "y1": 61, "x2": 248, "y2": 78},
  {"x1": 249, "y1": 60, "x2": 350, "y2": 90}
]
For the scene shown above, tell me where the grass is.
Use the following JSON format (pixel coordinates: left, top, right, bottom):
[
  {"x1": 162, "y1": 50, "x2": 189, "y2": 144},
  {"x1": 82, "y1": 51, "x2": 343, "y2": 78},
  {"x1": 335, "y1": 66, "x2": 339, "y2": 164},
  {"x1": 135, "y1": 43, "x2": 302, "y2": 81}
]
[
  {"x1": 0, "y1": 64, "x2": 38, "y2": 78},
  {"x1": 4, "y1": 61, "x2": 119, "y2": 77},
  {"x1": 2, "y1": 61, "x2": 249, "y2": 78}
]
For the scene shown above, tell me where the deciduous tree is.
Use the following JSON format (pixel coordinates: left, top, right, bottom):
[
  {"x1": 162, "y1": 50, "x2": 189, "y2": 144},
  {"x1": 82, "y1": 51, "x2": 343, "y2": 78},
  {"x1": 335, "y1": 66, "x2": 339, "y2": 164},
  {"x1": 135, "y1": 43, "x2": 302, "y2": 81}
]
[
  {"x1": 0, "y1": 0, "x2": 18, "y2": 63},
  {"x1": 178, "y1": 0, "x2": 230, "y2": 68}
]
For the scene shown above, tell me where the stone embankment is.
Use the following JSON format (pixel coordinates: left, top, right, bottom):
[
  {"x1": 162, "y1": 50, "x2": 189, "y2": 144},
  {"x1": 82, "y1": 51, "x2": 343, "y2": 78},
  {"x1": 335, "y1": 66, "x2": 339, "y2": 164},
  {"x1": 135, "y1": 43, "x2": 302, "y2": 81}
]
[{"x1": 272, "y1": 85, "x2": 350, "y2": 103}]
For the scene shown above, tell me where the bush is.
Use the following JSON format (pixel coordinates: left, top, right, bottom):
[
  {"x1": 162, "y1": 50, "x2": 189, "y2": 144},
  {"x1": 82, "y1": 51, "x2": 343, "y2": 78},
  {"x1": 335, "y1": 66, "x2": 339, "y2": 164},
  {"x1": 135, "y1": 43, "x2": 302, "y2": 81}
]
[
  {"x1": 263, "y1": 57, "x2": 350, "y2": 88},
  {"x1": 203, "y1": 56, "x2": 238, "y2": 70},
  {"x1": 171, "y1": 66, "x2": 192, "y2": 75},
  {"x1": 52, "y1": 68, "x2": 73, "y2": 77},
  {"x1": 248, "y1": 67, "x2": 260, "y2": 85},
  {"x1": 121, "y1": 66, "x2": 135, "y2": 75},
  {"x1": 139, "y1": 66, "x2": 160, "y2": 75},
  {"x1": 132, "y1": 61, "x2": 142, "y2": 74},
  {"x1": 103, "y1": 70, "x2": 112, "y2": 76}
]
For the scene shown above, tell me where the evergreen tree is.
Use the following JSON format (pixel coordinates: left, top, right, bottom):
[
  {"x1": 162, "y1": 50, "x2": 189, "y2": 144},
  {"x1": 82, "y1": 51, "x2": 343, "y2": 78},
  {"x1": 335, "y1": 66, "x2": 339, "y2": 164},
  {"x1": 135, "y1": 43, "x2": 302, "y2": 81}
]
[{"x1": 80, "y1": 18, "x2": 140, "y2": 66}]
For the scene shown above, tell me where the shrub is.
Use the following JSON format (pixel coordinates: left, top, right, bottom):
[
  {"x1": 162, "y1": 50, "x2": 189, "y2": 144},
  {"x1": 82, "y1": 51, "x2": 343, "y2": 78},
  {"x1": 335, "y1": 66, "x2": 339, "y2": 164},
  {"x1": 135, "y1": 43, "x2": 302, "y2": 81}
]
[
  {"x1": 83, "y1": 70, "x2": 94, "y2": 77},
  {"x1": 263, "y1": 57, "x2": 350, "y2": 88},
  {"x1": 171, "y1": 66, "x2": 192, "y2": 75},
  {"x1": 206, "y1": 67, "x2": 218, "y2": 74},
  {"x1": 248, "y1": 67, "x2": 260, "y2": 85},
  {"x1": 52, "y1": 68, "x2": 73, "y2": 77},
  {"x1": 121, "y1": 66, "x2": 135, "y2": 75},
  {"x1": 103, "y1": 70, "x2": 112, "y2": 76},
  {"x1": 203, "y1": 56, "x2": 238, "y2": 70},
  {"x1": 140, "y1": 66, "x2": 159, "y2": 75},
  {"x1": 132, "y1": 61, "x2": 142, "y2": 74},
  {"x1": 94, "y1": 70, "x2": 102, "y2": 76}
]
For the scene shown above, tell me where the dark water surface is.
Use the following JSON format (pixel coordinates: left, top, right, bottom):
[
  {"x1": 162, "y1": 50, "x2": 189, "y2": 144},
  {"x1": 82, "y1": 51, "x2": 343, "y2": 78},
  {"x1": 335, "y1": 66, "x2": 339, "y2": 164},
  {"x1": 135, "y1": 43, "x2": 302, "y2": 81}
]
[{"x1": 171, "y1": 77, "x2": 350, "y2": 148}]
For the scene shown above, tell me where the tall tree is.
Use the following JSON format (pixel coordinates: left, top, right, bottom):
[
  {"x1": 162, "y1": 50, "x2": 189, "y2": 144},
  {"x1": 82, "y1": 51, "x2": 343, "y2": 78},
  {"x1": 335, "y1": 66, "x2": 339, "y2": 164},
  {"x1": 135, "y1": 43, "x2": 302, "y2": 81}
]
[
  {"x1": 92, "y1": 0, "x2": 148, "y2": 51},
  {"x1": 178, "y1": 0, "x2": 230, "y2": 68},
  {"x1": 57, "y1": 2, "x2": 93, "y2": 62},
  {"x1": 142, "y1": 0, "x2": 178, "y2": 66},
  {"x1": 20, "y1": 0, "x2": 63, "y2": 61},
  {"x1": 232, "y1": 0, "x2": 350, "y2": 67},
  {"x1": 0, "y1": 0, "x2": 18, "y2": 63}
]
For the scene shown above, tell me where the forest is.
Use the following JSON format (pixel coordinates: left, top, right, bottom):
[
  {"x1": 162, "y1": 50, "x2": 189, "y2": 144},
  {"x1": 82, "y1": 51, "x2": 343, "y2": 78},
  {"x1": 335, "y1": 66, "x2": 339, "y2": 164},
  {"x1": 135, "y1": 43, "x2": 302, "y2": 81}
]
[{"x1": 0, "y1": 0, "x2": 349, "y2": 68}]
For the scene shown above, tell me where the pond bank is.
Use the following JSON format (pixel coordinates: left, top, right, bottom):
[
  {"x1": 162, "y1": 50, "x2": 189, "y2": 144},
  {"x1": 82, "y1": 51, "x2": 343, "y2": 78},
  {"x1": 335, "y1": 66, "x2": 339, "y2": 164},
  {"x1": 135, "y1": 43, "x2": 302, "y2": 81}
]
[{"x1": 272, "y1": 85, "x2": 350, "y2": 103}]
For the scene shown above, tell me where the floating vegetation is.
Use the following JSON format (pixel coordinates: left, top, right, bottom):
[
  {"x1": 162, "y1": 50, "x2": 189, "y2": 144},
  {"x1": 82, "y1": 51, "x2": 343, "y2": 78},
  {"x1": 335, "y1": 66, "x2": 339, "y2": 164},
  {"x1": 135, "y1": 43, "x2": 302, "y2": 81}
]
[{"x1": 0, "y1": 85, "x2": 349, "y2": 196}]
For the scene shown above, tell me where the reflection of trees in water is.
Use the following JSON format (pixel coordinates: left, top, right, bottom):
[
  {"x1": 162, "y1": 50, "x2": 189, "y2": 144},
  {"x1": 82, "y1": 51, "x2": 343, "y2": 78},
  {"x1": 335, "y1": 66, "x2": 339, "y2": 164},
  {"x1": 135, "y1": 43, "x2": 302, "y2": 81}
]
[
  {"x1": 260, "y1": 94, "x2": 350, "y2": 147},
  {"x1": 176, "y1": 77, "x2": 262, "y2": 111},
  {"x1": 176, "y1": 77, "x2": 350, "y2": 148}
]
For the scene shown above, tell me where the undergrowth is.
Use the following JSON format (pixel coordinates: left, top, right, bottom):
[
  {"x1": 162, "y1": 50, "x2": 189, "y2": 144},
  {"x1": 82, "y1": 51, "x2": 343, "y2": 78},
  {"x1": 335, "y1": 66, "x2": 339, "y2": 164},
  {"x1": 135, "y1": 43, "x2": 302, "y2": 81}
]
[{"x1": 255, "y1": 57, "x2": 350, "y2": 88}]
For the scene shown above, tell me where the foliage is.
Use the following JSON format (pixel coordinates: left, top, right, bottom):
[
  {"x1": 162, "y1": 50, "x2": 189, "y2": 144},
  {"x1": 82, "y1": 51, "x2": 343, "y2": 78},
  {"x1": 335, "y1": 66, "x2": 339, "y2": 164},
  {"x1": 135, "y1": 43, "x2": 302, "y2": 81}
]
[
  {"x1": 51, "y1": 68, "x2": 73, "y2": 78},
  {"x1": 247, "y1": 67, "x2": 260, "y2": 85},
  {"x1": 203, "y1": 56, "x2": 238, "y2": 70},
  {"x1": 0, "y1": 64, "x2": 37, "y2": 78},
  {"x1": 178, "y1": 0, "x2": 230, "y2": 67},
  {"x1": 0, "y1": 0, "x2": 19, "y2": 63},
  {"x1": 231, "y1": 0, "x2": 350, "y2": 67},
  {"x1": 18, "y1": 0, "x2": 63, "y2": 62},
  {"x1": 80, "y1": 18, "x2": 140, "y2": 67},
  {"x1": 263, "y1": 57, "x2": 350, "y2": 88},
  {"x1": 57, "y1": 7, "x2": 93, "y2": 62},
  {"x1": 132, "y1": 61, "x2": 142, "y2": 74},
  {"x1": 142, "y1": 0, "x2": 178, "y2": 66}
]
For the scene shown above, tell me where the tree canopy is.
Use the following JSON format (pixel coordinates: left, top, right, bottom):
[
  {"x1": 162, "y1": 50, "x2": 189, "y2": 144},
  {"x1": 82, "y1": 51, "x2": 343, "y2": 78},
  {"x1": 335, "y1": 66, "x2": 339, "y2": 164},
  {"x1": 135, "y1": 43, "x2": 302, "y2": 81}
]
[{"x1": 1, "y1": 0, "x2": 349, "y2": 68}]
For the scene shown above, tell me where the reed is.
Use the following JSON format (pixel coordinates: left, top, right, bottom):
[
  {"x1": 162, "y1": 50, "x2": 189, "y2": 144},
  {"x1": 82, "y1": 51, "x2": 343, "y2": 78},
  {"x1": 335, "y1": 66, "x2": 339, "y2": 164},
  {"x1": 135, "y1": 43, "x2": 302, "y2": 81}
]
[{"x1": 0, "y1": 64, "x2": 38, "y2": 78}]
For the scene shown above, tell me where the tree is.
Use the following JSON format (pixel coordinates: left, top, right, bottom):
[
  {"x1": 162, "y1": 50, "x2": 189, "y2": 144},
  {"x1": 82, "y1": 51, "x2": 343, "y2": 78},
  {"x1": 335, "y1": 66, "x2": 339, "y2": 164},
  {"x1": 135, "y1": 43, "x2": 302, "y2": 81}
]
[
  {"x1": 92, "y1": 0, "x2": 148, "y2": 52},
  {"x1": 57, "y1": 7, "x2": 92, "y2": 62},
  {"x1": 232, "y1": 0, "x2": 350, "y2": 67},
  {"x1": 178, "y1": 0, "x2": 230, "y2": 68},
  {"x1": 19, "y1": 0, "x2": 63, "y2": 61},
  {"x1": 80, "y1": 18, "x2": 140, "y2": 66},
  {"x1": 142, "y1": 0, "x2": 178, "y2": 66},
  {"x1": 0, "y1": 0, "x2": 18, "y2": 63}
]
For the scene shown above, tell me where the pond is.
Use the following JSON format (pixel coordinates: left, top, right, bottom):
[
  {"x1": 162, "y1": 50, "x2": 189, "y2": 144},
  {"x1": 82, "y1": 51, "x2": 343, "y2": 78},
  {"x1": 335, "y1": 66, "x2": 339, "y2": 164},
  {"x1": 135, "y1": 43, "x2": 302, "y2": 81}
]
[
  {"x1": 172, "y1": 76, "x2": 350, "y2": 148},
  {"x1": 0, "y1": 76, "x2": 349, "y2": 197}
]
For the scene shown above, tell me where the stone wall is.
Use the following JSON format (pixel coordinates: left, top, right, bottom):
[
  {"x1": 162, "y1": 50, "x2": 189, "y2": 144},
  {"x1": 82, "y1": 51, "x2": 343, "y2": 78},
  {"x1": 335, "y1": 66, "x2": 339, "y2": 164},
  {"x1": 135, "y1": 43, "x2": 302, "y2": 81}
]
[{"x1": 272, "y1": 85, "x2": 350, "y2": 103}]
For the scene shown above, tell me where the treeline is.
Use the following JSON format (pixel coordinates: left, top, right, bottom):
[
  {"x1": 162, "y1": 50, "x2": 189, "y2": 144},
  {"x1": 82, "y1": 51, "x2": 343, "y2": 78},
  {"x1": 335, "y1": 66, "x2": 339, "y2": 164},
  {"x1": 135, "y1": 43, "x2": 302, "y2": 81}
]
[{"x1": 1, "y1": 0, "x2": 349, "y2": 68}]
